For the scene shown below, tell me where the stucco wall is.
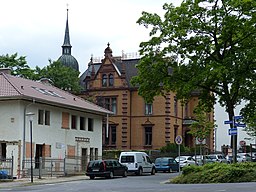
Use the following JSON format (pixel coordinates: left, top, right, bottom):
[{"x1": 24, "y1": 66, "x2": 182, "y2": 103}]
[{"x1": 0, "y1": 100, "x2": 103, "y2": 177}]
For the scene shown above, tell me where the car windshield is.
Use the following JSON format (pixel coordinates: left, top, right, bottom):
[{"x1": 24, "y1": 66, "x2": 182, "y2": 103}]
[
  {"x1": 178, "y1": 157, "x2": 186, "y2": 161},
  {"x1": 208, "y1": 155, "x2": 217, "y2": 159},
  {"x1": 121, "y1": 155, "x2": 134, "y2": 163}
]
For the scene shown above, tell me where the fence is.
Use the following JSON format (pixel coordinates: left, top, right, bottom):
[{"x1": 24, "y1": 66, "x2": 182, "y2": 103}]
[
  {"x1": 22, "y1": 155, "x2": 102, "y2": 178},
  {"x1": 0, "y1": 156, "x2": 13, "y2": 180}
]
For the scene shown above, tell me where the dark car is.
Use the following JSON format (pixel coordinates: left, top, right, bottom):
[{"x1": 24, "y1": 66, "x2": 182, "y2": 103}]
[
  {"x1": 86, "y1": 159, "x2": 128, "y2": 179},
  {"x1": 154, "y1": 157, "x2": 179, "y2": 173}
]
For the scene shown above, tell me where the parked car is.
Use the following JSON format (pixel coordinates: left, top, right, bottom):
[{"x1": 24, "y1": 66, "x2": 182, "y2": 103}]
[
  {"x1": 237, "y1": 153, "x2": 251, "y2": 162},
  {"x1": 192, "y1": 155, "x2": 214, "y2": 166},
  {"x1": 175, "y1": 156, "x2": 197, "y2": 168},
  {"x1": 119, "y1": 152, "x2": 155, "y2": 175},
  {"x1": 86, "y1": 159, "x2": 128, "y2": 179},
  {"x1": 155, "y1": 157, "x2": 179, "y2": 172},
  {"x1": 226, "y1": 155, "x2": 233, "y2": 163},
  {"x1": 226, "y1": 153, "x2": 251, "y2": 163},
  {"x1": 251, "y1": 152, "x2": 256, "y2": 162},
  {"x1": 206, "y1": 154, "x2": 228, "y2": 163}
]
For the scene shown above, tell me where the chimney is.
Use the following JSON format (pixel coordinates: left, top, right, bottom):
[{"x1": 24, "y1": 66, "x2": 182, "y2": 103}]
[{"x1": 0, "y1": 68, "x2": 11, "y2": 74}]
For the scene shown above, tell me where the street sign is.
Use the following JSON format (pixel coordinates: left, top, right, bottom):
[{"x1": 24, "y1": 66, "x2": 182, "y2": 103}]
[
  {"x1": 228, "y1": 128, "x2": 237, "y2": 135},
  {"x1": 234, "y1": 116, "x2": 243, "y2": 120},
  {"x1": 224, "y1": 120, "x2": 233, "y2": 124},
  {"x1": 175, "y1": 135, "x2": 183, "y2": 145},
  {"x1": 234, "y1": 123, "x2": 246, "y2": 127}
]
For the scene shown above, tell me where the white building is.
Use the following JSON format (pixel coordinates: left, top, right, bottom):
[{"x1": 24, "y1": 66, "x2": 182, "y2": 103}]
[{"x1": 0, "y1": 69, "x2": 112, "y2": 178}]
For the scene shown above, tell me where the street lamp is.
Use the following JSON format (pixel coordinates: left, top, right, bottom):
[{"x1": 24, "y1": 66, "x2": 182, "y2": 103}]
[{"x1": 26, "y1": 112, "x2": 35, "y2": 183}]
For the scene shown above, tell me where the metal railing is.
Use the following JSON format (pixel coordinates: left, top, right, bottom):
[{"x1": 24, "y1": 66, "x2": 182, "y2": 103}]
[
  {"x1": 22, "y1": 155, "x2": 101, "y2": 178},
  {"x1": 0, "y1": 156, "x2": 14, "y2": 180}
]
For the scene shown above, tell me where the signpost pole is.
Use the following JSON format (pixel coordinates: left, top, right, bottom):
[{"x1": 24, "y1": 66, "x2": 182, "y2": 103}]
[
  {"x1": 178, "y1": 144, "x2": 180, "y2": 174},
  {"x1": 175, "y1": 135, "x2": 182, "y2": 175}
]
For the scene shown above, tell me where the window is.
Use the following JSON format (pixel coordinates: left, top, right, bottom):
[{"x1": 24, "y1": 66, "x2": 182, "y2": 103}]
[
  {"x1": 0, "y1": 143, "x2": 6, "y2": 159},
  {"x1": 71, "y1": 115, "x2": 77, "y2": 129},
  {"x1": 96, "y1": 97, "x2": 117, "y2": 114},
  {"x1": 112, "y1": 98, "x2": 117, "y2": 114},
  {"x1": 111, "y1": 126, "x2": 116, "y2": 145},
  {"x1": 80, "y1": 117, "x2": 85, "y2": 130},
  {"x1": 145, "y1": 127, "x2": 152, "y2": 145},
  {"x1": 38, "y1": 109, "x2": 50, "y2": 126},
  {"x1": 62, "y1": 112, "x2": 69, "y2": 129},
  {"x1": 45, "y1": 111, "x2": 50, "y2": 125},
  {"x1": 174, "y1": 96, "x2": 178, "y2": 117},
  {"x1": 38, "y1": 110, "x2": 44, "y2": 125},
  {"x1": 109, "y1": 74, "x2": 114, "y2": 86},
  {"x1": 101, "y1": 73, "x2": 115, "y2": 87},
  {"x1": 145, "y1": 103, "x2": 152, "y2": 115},
  {"x1": 102, "y1": 74, "x2": 107, "y2": 87},
  {"x1": 95, "y1": 148, "x2": 98, "y2": 160},
  {"x1": 104, "y1": 125, "x2": 117, "y2": 146},
  {"x1": 88, "y1": 118, "x2": 94, "y2": 131}
]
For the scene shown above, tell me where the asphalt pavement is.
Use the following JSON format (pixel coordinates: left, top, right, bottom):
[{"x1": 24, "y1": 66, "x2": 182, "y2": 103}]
[{"x1": 0, "y1": 175, "x2": 89, "y2": 189}]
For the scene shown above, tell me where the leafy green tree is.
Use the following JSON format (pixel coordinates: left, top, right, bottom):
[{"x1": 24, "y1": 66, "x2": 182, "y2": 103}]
[
  {"x1": 36, "y1": 60, "x2": 81, "y2": 94},
  {"x1": 131, "y1": 0, "x2": 256, "y2": 157},
  {"x1": 0, "y1": 53, "x2": 35, "y2": 78},
  {"x1": 189, "y1": 104, "x2": 216, "y2": 140}
]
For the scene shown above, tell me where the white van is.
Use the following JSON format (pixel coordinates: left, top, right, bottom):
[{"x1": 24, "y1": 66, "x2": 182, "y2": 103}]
[{"x1": 119, "y1": 152, "x2": 155, "y2": 175}]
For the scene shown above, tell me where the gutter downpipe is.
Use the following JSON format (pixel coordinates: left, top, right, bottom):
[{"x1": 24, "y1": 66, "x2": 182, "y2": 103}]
[
  {"x1": 22, "y1": 98, "x2": 35, "y2": 177},
  {"x1": 106, "y1": 114, "x2": 109, "y2": 138}
]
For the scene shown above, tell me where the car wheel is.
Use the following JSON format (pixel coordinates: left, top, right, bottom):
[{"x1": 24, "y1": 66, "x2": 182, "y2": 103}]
[
  {"x1": 168, "y1": 167, "x2": 172, "y2": 173},
  {"x1": 136, "y1": 168, "x2": 142, "y2": 176},
  {"x1": 90, "y1": 176, "x2": 95, "y2": 180},
  {"x1": 151, "y1": 167, "x2": 156, "y2": 175},
  {"x1": 108, "y1": 171, "x2": 114, "y2": 179},
  {"x1": 123, "y1": 170, "x2": 127, "y2": 177}
]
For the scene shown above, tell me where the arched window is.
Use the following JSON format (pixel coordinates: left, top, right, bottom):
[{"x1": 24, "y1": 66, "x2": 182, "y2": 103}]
[
  {"x1": 109, "y1": 74, "x2": 114, "y2": 86},
  {"x1": 102, "y1": 74, "x2": 107, "y2": 87}
]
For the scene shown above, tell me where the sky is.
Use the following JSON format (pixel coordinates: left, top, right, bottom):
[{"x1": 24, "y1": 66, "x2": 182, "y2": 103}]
[
  {"x1": 0, "y1": 0, "x2": 181, "y2": 73},
  {"x1": 0, "y1": 0, "x2": 253, "y2": 151}
]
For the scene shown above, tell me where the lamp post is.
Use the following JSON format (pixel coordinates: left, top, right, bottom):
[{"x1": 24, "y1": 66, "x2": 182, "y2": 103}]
[{"x1": 26, "y1": 112, "x2": 35, "y2": 183}]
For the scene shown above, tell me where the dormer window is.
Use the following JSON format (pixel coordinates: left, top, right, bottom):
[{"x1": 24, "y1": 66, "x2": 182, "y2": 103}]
[
  {"x1": 109, "y1": 74, "x2": 114, "y2": 86},
  {"x1": 102, "y1": 73, "x2": 114, "y2": 87},
  {"x1": 102, "y1": 74, "x2": 107, "y2": 87}
]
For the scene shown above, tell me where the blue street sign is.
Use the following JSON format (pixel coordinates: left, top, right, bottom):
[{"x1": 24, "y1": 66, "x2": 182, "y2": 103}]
[
  {"x1": 234, "y1": 123, "x2": 246, "y2": 127},
  {"x1": 234, "y1": 116, "x2": 243, "y2": 120},
  {"x1": 224, "y1": 120, "x2": 233, "y2": 124},
  {"x1": 228, "y1": 128, "x2": 237, "y2": 135}
]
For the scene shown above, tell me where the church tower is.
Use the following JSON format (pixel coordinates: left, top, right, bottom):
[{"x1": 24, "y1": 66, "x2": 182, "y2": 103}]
[{"x1": 58, "y1": 8, "x2": 79, "y2": 71}]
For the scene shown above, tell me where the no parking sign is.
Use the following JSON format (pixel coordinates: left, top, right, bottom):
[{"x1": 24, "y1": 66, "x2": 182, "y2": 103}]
[{"x1": 175, "y1": 135, "x2": 183, "y2": 145}]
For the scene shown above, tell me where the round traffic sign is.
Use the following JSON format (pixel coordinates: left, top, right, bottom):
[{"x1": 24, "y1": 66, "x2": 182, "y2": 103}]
[
  {"x1": 197, "y1": 137, "x2": 204, "y2": 142},
  {"x1": 175, "y1": 135, "x2": 183, "y2": 145}
]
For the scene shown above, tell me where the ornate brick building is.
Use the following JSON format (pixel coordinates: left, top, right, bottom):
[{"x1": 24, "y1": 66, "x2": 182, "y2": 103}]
[{"x1": 79, "y1": 43, "x2": 214, "y2": 152}]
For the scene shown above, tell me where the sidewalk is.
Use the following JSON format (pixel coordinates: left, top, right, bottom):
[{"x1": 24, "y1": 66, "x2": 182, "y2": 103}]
[{"x1": 0, "y1": 175, "x2": 89, "y2": 189}]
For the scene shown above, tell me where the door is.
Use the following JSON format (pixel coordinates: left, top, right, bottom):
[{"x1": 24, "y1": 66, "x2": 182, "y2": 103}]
[
  {"x1": 81, "y1": 148, "x2": 87, "y2": 171},
  {"x1": 35, "y1": 144, "x2": 43, "y2": 169}
]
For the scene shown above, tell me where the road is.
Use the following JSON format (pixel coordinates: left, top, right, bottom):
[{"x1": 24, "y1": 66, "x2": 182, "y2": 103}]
[{"x1": 1, "y1": 173, "x2": 255, "y2": 192}]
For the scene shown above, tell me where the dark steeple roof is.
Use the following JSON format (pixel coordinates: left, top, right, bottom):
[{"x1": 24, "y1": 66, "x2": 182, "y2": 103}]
[
  {"x1": 62, "y1": 8, "x2": 72, "y2": 51},
  {"x1": 58, "y1": 8, "x2": 79, "y2": 71}
]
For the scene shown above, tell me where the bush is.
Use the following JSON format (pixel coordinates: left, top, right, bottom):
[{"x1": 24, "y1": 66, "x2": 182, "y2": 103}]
[{"x1": 171, "y1": 162, "x2": 256, "y2": 183}]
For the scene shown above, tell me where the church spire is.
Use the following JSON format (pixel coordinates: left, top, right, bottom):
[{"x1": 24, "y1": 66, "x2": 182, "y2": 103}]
[{"x1": 62, "y1": 7, "x2": 72, "y2": 55}]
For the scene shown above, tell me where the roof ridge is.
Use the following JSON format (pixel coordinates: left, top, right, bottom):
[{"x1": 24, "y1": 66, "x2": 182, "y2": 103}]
[{"x1": 1, "y1": 73, "x2": 23, "y2": 96}]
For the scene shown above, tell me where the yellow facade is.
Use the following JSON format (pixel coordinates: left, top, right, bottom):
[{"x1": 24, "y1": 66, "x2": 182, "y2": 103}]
[{"x1": 80, "y1": 45, "x2": 214, "y2": 152}]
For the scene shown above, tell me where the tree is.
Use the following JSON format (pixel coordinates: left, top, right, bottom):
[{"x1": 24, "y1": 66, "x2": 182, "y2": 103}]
[
  {"x1": 131, "y1": 0, "x2": 256, "y2": 160},
  {"x1": 189, "y1": 104, "x2": 215, "y2": 141},
  {"x1": 0, "y1": 53, "x2": 35, "y2": 78},
  {"x1": 36, "y1": 60, "x2": 82, "y2": 94}
]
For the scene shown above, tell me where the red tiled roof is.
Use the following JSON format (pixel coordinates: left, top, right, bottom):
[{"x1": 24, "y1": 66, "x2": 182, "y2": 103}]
[{"x1": 0, "y1": 72, "x2": 112, "y2": 116}]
